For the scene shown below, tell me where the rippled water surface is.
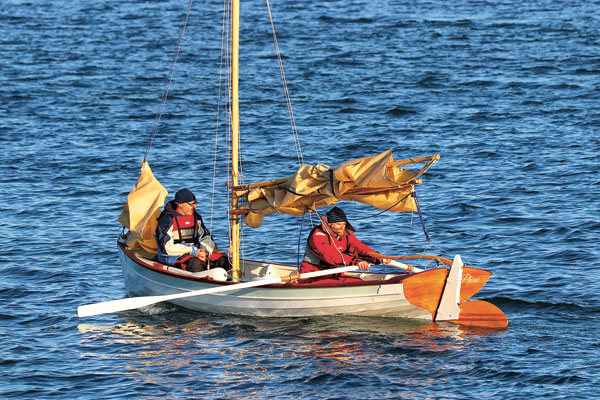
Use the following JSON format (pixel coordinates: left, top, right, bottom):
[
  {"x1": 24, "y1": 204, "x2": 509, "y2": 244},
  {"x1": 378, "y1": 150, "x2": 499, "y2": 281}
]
[{"x1": 1, "y1": 0, "x2": 599, "y2": 399}]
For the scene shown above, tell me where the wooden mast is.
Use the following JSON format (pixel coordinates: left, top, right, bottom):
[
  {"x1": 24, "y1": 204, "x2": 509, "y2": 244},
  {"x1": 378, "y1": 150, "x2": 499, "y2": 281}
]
[{"x1": 230, "y1": 0, "x2": 241, "y2": 280}]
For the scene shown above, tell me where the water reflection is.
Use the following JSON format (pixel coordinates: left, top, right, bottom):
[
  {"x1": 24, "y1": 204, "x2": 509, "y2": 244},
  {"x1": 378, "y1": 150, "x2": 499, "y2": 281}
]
[
  {"x1": 77, "y1": 311, "x2": 503, "y2": 398},
  {"x1": 78, "y1": 315, "x2": 240, "y2": 397}
]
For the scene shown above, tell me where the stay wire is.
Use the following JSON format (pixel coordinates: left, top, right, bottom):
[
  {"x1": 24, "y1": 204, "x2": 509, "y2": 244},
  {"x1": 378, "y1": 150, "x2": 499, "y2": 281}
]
[
  {"x1": 297, "y1": 212, "x2": 306, "y2": 267},
  {"x1": 210, "y1": 0, "x2": 230, "y2": 234},
  {"x1": 296, "y1": 207, "x2": 346, "y2": 268},
  {"x1": 143, "y1": 0, "x2": 194, "y2": 165},
  {"x1": 265, "y1": 0, "x2": 303, "y2": 166}
]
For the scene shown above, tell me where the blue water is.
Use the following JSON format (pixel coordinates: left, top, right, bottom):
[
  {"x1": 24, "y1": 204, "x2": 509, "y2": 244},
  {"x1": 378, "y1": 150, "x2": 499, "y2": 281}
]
[{"x1": 1, "y1": 0, "x2": 599, "y2": 398}]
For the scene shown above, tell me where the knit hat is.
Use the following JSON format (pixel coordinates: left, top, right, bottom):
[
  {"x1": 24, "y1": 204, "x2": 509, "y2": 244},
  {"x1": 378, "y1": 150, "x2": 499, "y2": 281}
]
[
  {"x1": 324, "y1": 206, "x2": 355, "y2": 232},
  {"x1": 174, "y1": 188, "x2": 196, "y2": 204},
  {"x1": 325, "y1": 207, "x2": 348, "y2": 223}
]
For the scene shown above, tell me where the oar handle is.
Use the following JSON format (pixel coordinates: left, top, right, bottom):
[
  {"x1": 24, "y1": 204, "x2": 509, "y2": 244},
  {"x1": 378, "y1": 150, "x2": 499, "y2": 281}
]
[
  {"x1": 367, "y1": 252, "x2": 424, "y2": 273},
  {"x1": 388, "y1": 260, "x2": 423, "y2": 273}
]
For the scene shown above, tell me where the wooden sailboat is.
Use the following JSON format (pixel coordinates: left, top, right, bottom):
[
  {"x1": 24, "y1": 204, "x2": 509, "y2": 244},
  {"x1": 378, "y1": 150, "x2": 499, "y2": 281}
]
[{"x1": 78, "y1": 1, "x2": 507, "y2": 329}]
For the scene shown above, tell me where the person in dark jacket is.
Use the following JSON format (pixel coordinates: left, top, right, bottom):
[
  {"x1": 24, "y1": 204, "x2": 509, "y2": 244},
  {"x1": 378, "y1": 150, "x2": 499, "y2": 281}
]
[
  {"x1": 155, "y1": 188, "x2": 230, "y2": 273},
  {"x1": 300, "y1": 206, "x2": 389, "y2": 283}
]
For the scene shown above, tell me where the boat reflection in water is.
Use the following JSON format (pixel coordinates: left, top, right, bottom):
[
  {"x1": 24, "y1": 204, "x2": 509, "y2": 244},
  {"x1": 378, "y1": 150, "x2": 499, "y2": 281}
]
[{"x1": 77, "y1": 309, "x2": 504, "y2": 396}]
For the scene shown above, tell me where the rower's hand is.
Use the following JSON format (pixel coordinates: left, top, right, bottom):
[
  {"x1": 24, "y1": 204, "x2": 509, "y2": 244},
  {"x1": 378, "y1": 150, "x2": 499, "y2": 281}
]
[
  {"x1": 357, "y1": 260, "x2": 370, "y2": 270},
  {"x1": 196, "y1": 249, "x2": 208, "y2": 261}
]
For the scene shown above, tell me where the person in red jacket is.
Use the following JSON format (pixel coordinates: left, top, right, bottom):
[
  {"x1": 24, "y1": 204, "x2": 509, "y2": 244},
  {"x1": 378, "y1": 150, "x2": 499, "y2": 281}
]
[{"x1": 300, "y1": 206, "x2": 389, "y2": 283}]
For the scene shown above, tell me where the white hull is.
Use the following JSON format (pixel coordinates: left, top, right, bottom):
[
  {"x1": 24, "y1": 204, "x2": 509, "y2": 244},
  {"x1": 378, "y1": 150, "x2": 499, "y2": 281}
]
[{"x1": 118, "y1": 242, "x2": 430, "y2": 319}]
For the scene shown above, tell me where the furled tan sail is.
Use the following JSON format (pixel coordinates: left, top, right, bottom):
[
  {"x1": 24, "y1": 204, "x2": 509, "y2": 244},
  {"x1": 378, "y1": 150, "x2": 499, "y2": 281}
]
[
  {"x1": 236, "y1": 150, "x2": 439, "y2": 227},
  {"x1": 117, "y1": 161, "x2": 168, "y2": 252}
]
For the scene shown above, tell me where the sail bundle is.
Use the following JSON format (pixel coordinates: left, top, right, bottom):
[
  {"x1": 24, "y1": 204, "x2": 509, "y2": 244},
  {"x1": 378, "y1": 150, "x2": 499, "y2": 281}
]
[
  {"x1": 117, "y1": 161, "x2": 168, "y2": 252},
  {"x1": 233, "y1": 150, "x2": 439, "y2": 227},
  {"x1": 117, "y1": 151, "x2": 438, "y2": 252}
]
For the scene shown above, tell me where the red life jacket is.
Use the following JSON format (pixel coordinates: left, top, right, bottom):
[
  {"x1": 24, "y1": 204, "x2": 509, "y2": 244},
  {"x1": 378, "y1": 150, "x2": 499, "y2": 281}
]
[{"x1": 171, "y1": 214, "x2": 197, "y2": 244}]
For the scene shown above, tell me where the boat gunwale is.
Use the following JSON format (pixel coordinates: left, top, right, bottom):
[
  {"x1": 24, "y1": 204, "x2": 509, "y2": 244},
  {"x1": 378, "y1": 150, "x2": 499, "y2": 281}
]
[{"x1": 118, "y1": 239, "x2": 411, "y2": 289}]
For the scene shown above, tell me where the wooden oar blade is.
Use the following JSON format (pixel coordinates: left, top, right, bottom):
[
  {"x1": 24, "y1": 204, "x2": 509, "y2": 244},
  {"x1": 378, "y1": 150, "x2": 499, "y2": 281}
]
[
  {"x1": 459, "y1": 267, "x2": 492, "y2": 302},
  {"x1": 450, "y1": 300, "x2": 508, "y2": 329},
  {"x1": 402, "y1": 267, "x2": 447, "y2": 319}
]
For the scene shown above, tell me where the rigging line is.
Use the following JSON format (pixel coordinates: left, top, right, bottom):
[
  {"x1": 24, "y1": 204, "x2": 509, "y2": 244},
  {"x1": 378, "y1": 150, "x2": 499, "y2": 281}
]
[
  {"x1": 265, "y1": 0, "x2": 304, "y2": 166},
  {"x1": 297, "y1": 211, "x2": 307, "y2": 267},
  {"x1": 351, "y1": 191, "x2": 413, "y2": 221},
  {"x1": 350, "y1": 189, "x2": 432, "y2": 243},
  {"x1": 225, "y1": 0, "x2": 234, "y2": 250},
  {"x1": 297, "y1": 205, "x2": 322, "y2": 266},
  {"x1": 223, "y1": 0, "x2": 245, "y2": 260},
  {"x1": 210, "y1": 0, "x2": 230, "y2": 233},
  {"x1": 423, "y1": 242, "x2": 457, "y2": 266},
  {"x1": 411, "y1": 188, "x2": 431, "y2": 243},
  {"x1": 295, "y1": 207, "x2": 316, "y2": 266},
  {"x1": 303, "y1": 206, "x2": 347, "y2": 266},
  {"x1": 402, "y1": 242, "x2": 451, "y2": 270},
  {"x1": 143, "y1": 0, "x2": 194, "y2": 164}
]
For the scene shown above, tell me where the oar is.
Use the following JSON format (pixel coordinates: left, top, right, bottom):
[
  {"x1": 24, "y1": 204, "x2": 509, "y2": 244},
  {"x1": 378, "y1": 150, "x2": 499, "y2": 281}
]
[
  {"x1": 372, "y1": 253, "x2": 453, "y2": 267},
  {"x1": 367, "y1": 252, "x2": 424, "y2": 273},
  {"x1": 387, "y1": 260, "x2": 423, "y2": 273},
  {"x1": 77, "y1": 265, "x2": 358, "y2": 318}
]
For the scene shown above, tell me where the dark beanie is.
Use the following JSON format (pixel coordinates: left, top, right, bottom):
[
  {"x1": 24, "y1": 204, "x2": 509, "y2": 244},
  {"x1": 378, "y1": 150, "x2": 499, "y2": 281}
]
[
  {"x1": 325, "y1": 207, "x2": 348, "y2": 223},
  {"x1": 174, "y1": 188, "x2": 196, "y2": 204}
]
